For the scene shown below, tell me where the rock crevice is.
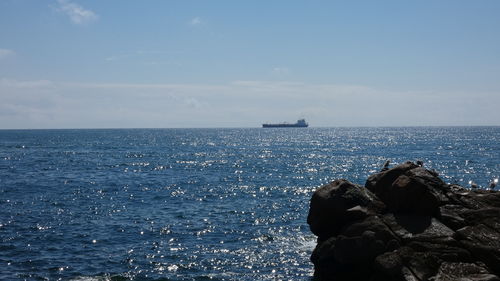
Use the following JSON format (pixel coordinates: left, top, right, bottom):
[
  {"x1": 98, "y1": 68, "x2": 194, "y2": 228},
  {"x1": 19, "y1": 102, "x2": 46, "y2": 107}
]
[{"x1": 308, "y1": 161, "x2": 500, "y2": 281}]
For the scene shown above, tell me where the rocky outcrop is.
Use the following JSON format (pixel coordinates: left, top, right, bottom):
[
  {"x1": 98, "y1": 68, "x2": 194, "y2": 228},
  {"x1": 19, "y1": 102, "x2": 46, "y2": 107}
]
[{"x1": 308, "y1": 161, "x2": 500, "y2": 281}]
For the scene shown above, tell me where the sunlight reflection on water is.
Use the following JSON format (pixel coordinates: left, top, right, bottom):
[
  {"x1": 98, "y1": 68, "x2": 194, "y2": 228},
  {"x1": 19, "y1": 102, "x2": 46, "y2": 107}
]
[{"x1": 0, "y1": 127, "x2": 498, "y2": 280}]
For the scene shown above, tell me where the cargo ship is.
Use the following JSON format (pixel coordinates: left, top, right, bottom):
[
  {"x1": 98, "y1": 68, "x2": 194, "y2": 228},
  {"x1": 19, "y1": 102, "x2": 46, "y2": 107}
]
[{"x1": 262, "y1": 119, "x2": 309, "y2": 128}]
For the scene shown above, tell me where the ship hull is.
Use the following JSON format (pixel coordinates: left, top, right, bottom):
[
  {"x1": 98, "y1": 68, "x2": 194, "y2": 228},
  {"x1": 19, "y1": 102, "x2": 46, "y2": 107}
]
[
  {"x1": 262, "y1": 119, "x2": 309, "y2": 128},
  {"x1": 262, "y1": 124, "x2": 308, "y2": 128}
]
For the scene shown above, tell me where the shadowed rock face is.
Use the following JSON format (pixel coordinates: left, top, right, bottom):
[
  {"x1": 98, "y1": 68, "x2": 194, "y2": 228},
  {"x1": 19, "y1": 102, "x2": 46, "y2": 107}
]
[{"x1": 308, "y1": 161, "x2": 500, "y2": 281}]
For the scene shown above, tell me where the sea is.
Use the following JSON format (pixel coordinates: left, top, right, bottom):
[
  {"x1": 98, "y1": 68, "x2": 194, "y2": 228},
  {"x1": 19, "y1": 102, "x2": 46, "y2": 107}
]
[{"x1": 1, "y1": 127, "x2": 499, "y2": 281}]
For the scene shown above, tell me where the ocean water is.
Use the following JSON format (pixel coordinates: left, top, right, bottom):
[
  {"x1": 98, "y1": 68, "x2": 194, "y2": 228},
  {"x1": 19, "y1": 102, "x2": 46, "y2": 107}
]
[{"x1": 0, "y1": 127, "x2": 499, "y2": 281}]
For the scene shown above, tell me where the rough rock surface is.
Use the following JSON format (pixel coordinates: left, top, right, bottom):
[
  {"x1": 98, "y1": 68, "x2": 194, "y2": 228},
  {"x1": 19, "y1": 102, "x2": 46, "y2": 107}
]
[{"x1": 308, "y1": 161, "x2": 500, "y2": 281}]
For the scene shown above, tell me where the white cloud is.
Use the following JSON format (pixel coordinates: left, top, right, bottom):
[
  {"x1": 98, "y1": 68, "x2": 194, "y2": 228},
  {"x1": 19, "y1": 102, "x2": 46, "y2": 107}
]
[
  {"x1": 0, "y1": 49, "x2": 15, "y2": 59},
  {"x1": 56, "y1": 0, "x2": 98, "y2": 25},
  {"x1": 0, "y1": 78, "x2": 498, "y2": 128},
  {"x1": 190, "y1": 17, "x2": 202, "y2": 26}
]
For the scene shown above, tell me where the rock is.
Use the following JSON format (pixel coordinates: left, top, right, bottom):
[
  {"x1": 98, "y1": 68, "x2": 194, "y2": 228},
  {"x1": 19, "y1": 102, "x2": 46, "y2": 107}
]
[
  {"x1": 311, "y1": 236, "x2": 335, "y2": 263},
  {"x1": 374, "y1": 251, "x2": 403, "y2": 278},
  {"x1": 307, "y1": 179, "x2": 384, "y2": 240},
  {"x1": 366, "y1": 161, "x2": 418, "y2": 198},
  {"x1": 430, "y1": 262, "x2": 500, "y2": 281},
  {"x1": 438, "y1": 205, "x2": 468, "y2": 230},
  {"x1": 455, "y1": 225, "x2": 500, "y2": 274},
  {"x1": 366, "y1": 163, "x2": 444, "y2": 215},
  {"x1": 461, "y1": 208, "x2": 500, "y2": 230},
  {"x1": 307, "y1": 161, "x2": 500, "y2": 281}
]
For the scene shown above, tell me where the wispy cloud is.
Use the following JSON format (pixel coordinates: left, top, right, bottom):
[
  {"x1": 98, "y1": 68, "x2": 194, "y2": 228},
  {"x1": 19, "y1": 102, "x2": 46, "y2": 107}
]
[
  {"x1": 0, "y1": 78, "x2": 53, "y2": 88},
  {"x1": 1, "y1": 78, "x2": 498, "y2": 128},
  {"x1": 0, "y1": 49, "x2": 15, "y2": 59},
  {"x1": 189, "y1": 17, "x2": 203, "y2": 26},
  {"x1": 56, "y1": 0, "x2": 98, "y2": 25}
]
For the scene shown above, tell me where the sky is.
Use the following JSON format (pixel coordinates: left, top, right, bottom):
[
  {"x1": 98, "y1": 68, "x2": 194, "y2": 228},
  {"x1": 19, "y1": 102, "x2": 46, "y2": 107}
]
[{"x1": 1, "y1": 0, "x2": 499, "y2": 128}]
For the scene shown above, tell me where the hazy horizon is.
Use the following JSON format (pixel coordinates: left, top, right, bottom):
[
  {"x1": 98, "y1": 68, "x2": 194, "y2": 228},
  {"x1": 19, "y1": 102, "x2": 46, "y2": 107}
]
[
  {"x1": 1, "y1": 1, "x2": 500, "y2": 129},
  {"x1": 2, "y1": 125, "x2": 500, "y2": 131}
]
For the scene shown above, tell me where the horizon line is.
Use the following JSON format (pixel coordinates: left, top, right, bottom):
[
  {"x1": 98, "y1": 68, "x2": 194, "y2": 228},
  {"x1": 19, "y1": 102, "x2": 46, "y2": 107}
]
[{"x1": 1, "y1": 125, "x2": 499, "y2": 130}]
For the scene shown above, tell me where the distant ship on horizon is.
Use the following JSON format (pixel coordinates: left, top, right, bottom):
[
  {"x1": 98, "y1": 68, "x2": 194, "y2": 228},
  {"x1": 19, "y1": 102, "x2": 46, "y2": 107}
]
[{"x1": 262, "y1": 119, "x2": 309, "y2": 128}]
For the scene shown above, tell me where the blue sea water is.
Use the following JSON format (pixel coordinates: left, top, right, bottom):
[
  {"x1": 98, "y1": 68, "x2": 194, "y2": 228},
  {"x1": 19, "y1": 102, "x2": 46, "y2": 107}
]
[{"x1": 0, "y1": 127, "x2": 499, "y2": 281}]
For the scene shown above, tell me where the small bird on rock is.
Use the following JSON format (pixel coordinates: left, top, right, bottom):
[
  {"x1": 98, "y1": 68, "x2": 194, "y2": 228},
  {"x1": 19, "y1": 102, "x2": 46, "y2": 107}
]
[
  {"x1": 382, "y1": 160, "x2": 390, "y2": 171},
  {"x1": 469, "y1": 180, "x2": 478, "y2": 189},
  {"x1": 489, "y1": 179, "x2": 498, "y2": 190}
]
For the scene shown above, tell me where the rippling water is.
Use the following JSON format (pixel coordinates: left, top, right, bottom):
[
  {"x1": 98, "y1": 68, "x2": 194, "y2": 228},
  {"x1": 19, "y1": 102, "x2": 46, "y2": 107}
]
[{"x1": 1, "y1": 127, "x2": 499, "y2": 280}]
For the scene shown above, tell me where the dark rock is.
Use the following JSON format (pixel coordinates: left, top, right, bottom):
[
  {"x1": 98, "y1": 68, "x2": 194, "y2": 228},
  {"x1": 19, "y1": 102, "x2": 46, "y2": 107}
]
[
  {"x1": 365, "y1": 162, "x2": 447, "y2": 215},
  {"x1": 382, "y1": 214, "x2": 455, "y2": 243},
  {"x1": 307, "y1": 161, "x2": 500, "y2": 280},
  {"x1": 431, "y1": 262, "x2": 500, "y2": 281},
  {"x1": 366, "y1": 161, "x2": 418, "y2": 198},
  {"x1": 373, "y1": 251, "x2": 403, "y2": 278},
  {"x1": 391, "y1": 175, "x2": 440, "y2": 215},
  {"x1": 307, "y1": 179, "x2": 383, "y2": 239},
  {"x1": 438, "y1": 205, "x2": 468, "y2": 230},
  {"x1": 455, "y1": 225, "x2": 500, "y2": 274},
  {"x1": 311, "y1": 236, "x2": 336, "y2": 265},
  {"x1": 400, "y1": 266, "x2": 419, "y2": 281},
  {"x1": 405, "y1": 241, "x2": 473, "y2": 262},
  {"x1": 333, "y1": 232, "x2": 385, "y2": 264},
  {"x1": 366, "y1": 162, "x2": 445, "y2": 215}
]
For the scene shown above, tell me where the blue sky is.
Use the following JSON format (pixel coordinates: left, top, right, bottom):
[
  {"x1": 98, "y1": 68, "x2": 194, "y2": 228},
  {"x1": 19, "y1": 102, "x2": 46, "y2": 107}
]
[{"x1": 1, "y1": 0, "x2": 499, "y2": 128}]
